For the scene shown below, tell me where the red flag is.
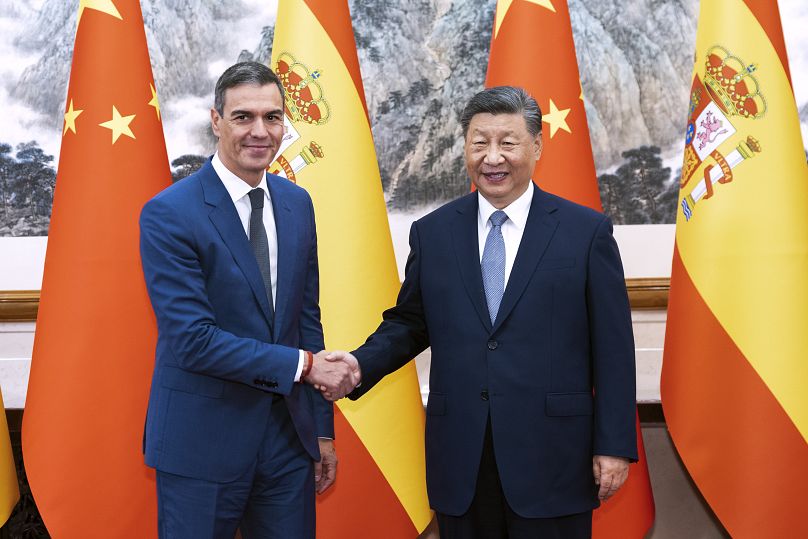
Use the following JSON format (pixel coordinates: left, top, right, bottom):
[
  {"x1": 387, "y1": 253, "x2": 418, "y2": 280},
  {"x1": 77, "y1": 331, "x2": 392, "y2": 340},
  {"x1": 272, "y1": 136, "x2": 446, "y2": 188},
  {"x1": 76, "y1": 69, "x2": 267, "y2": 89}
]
[
  {"x1": 485, "y1": 1, "x2": 655, "y2": 536},
  {"x1": 22, "y1": 0, "x2": 170, "y2": 536}
]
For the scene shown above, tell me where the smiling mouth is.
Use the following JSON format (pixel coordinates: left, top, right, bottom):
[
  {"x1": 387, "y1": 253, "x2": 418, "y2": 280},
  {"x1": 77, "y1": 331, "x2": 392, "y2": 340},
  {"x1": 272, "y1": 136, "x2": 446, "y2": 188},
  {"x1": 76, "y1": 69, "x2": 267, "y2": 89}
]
[{"x1": 483, "y1": 171, "x2": 508, "y2": 181}]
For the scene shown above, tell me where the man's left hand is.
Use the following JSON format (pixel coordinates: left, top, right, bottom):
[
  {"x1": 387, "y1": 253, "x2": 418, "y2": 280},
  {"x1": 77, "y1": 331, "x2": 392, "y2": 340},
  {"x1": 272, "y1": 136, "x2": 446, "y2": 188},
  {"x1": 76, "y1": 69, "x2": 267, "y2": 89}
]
[
  {"x1": 592, "y1": 455, "x2": 630, "y2": 501},
  {"x1": 315, "y1": 439, "x2": 337, "y2": 494}
]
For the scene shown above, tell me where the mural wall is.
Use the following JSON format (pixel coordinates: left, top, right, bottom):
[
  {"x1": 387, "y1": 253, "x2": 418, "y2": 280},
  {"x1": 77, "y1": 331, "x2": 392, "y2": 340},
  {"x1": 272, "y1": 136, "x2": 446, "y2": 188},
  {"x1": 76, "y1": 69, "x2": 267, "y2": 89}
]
[{"x1": 1, "y1": 0, "x2": 806, "y2": 236}]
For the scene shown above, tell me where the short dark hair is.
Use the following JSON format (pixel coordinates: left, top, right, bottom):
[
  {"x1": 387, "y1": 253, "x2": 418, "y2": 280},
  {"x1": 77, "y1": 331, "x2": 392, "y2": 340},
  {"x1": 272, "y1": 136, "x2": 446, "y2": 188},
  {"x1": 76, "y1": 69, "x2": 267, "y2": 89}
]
[
  {"x1": 213, "y1": 62, "x2": 285, "y2": 115},
  {"x1": 460, "y1": 86, "x2": 542, "y2": 138}
]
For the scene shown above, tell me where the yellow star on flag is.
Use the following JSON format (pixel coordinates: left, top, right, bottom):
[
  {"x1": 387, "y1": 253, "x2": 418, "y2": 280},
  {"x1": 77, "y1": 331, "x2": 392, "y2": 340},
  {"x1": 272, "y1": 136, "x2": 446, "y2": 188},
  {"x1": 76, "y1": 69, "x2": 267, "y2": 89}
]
[
  {"x1": 99, "y1": 106, "x2": 136, "y2": 144},
  {"x1": 148, "y1": 83, "x2": 161, "y2": 120},
  {"x1": 63, "y1": 99, "x2": 83, "y2": 136},
  {"x1": 543, "y1": 99, "x2": 571, "y2": 138},
  {"x1": 494, "y1": 0, "x2": 556, "y2": 38},
  {"x1": 78, "y1": 0, "x2": 122, "y2": 26}
]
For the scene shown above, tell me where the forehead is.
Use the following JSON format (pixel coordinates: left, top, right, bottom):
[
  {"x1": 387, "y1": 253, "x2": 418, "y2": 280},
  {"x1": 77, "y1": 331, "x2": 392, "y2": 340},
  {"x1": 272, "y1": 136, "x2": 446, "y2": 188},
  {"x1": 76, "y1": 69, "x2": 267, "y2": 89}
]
[
  {"x1": 222, "y1": 83, "x2": 283, "y2": 112},
  {"x1": 467, "y1": 112, "x2": 531, "y2": 137}
]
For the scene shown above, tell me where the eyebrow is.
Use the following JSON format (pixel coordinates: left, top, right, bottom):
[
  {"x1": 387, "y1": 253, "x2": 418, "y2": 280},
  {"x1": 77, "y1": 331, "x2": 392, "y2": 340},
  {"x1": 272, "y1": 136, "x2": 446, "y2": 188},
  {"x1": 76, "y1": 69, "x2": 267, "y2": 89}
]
[{"x1": 229, "y1": 108, "x2": 284, "y2": 117}]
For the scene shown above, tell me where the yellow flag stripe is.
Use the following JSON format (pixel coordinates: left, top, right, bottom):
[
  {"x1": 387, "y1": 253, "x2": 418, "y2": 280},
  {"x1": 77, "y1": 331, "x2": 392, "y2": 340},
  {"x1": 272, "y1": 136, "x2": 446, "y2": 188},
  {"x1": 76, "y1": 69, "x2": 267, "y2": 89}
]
[{"x1": 0, "y1": 390, "x2": 19, "y2": 524}]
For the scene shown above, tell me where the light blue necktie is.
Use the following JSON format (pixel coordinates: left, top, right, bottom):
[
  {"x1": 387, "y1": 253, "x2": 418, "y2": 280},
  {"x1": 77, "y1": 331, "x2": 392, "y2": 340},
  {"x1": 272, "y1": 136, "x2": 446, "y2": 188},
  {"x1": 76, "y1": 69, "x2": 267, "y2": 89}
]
[{"x1": 481, "y1": 210, "x2": 508, "y2": 324}]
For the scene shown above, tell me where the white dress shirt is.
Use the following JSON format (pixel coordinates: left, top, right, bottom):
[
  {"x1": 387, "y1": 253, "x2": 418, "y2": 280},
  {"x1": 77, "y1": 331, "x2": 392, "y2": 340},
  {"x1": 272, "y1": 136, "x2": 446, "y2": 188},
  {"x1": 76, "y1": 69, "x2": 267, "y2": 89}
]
[
  {"x1": 477, "y1": 185, "x2": 534, "y2": 288},
  {"x1": 212, "y1": 152, "x2": 304, "y2": 381}
]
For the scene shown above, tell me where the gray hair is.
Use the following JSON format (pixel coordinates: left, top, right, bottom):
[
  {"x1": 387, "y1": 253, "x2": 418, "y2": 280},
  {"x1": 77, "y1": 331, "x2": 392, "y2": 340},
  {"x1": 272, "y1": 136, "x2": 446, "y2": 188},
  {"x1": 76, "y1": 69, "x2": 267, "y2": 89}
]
[
  {"x1": 213, "y1": 62, "x2": 285, "y2": 115},
  {"x1": 460, "y1": 86, "x2": 542, "y2": 138}
]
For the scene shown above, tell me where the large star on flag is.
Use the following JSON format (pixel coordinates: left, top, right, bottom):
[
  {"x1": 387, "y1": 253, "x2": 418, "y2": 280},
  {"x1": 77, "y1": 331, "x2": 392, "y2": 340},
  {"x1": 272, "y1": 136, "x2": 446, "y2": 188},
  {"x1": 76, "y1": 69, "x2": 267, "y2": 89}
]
[
  {"x1": 543, "y1": 99, "x2": 571, "y2": 138},
  {"x1": 78, "y1": 0, "x2": 122, "y2": 26},
  {"x1": 494, "y1": 0, "x2": 556, "y2": 38},
  {"x1": 148, "y1": 83, "x2": 161, "y2": 120},
  {"x1": 99, "y1": 106, "x2": 136, "y2": 144},
  {"x1": 63, "y1": 99, "x2": 83, "y2": 136}
]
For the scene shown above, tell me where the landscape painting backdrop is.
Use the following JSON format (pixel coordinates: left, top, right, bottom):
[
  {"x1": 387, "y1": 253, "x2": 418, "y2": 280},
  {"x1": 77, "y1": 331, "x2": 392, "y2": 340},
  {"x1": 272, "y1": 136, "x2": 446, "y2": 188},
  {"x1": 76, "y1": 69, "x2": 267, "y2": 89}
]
[{"x1": 1, "y1": 0, "x2": 806, "y2": 236}]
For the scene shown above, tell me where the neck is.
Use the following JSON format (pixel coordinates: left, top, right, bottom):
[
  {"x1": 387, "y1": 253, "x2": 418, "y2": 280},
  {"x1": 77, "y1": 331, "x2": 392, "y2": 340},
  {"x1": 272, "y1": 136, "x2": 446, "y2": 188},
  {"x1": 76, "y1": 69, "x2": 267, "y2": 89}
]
[
  {"x1": 240, "y1": 174, "x2": 263, "y2": 188},
  {"x1": 217, "y1": 153, "x2": 264, "y2": 187}
]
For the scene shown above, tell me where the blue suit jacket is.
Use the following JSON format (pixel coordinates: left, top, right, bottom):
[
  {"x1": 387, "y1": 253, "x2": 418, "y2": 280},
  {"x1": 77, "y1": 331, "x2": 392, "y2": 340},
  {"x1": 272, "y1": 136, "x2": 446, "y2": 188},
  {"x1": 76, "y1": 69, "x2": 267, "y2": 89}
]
[
  {"x1": 351, "y1": 185, "x2": 637, "y2": 517},
  {"x1": 139, "y1": 160, "x2": 332, "y2": 483}
]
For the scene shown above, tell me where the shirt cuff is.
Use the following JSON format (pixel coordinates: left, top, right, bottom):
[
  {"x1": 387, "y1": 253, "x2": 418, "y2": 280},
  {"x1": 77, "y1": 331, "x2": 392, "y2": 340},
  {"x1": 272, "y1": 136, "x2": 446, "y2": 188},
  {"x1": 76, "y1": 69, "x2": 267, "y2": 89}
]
[{"x1": 294, "y1": 350, "x2": 305, "y2": 382}]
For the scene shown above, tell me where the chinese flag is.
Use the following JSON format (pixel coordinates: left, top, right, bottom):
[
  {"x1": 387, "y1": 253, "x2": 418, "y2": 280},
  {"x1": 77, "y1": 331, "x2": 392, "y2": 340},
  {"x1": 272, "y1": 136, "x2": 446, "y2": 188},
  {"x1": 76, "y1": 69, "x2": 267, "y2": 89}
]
[
  {"x1": 485, "y1": 1, "x2": 655, "y2": 537},
  {"x1": 270, "y1": 0, "x2": 432, "y2": 536},
  {"x1": 661, "y1": 1, "x2": 808, "y2": 537},
  {"x1": 22, "y1": 0, "x2": 170, "y2": 536}
]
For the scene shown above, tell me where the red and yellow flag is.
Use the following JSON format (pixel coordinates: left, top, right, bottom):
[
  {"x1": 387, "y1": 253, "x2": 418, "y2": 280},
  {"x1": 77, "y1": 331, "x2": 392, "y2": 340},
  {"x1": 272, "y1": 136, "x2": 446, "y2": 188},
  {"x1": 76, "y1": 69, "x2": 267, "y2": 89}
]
[
  {"x1": 22, "y1": 0, "x2": 170, "y2": 536},
  {"x1": 269, "y1": 1, "x2": 432, "y2": 536},
  {"x1": 661, "y1": 1, "x2": 808, "y2": 537},
  {"x1": 485, "y1": 2, "x2": 655, "y2": 537}
]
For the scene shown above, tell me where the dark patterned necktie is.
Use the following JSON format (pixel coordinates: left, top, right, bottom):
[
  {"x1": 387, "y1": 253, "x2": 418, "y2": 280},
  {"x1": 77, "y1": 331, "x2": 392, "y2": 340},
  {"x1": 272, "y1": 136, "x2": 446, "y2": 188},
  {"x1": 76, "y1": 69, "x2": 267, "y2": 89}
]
[{"x1": 248, "y1": 188, "x2": 275, "y2": 323}]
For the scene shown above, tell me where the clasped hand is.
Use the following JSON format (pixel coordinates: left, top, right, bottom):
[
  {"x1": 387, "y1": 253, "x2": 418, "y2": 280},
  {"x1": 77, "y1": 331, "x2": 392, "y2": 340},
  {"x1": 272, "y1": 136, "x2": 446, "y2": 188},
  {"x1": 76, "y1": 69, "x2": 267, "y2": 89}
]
[{"x1": 303, "y1": 351, "x2": 361, "y2": 401}]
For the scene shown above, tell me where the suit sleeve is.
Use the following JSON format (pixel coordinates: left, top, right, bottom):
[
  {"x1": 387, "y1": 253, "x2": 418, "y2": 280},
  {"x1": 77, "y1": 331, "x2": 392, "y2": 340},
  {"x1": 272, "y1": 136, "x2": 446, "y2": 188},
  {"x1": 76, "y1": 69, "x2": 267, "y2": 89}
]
[
  {"x1": 586, "y1": 215, "x2": 638, "y2": 461},
  {"x1": 297, "y1": 196, "x2": 334, "y2": 439},
  {"x1": 140, "y1": 197, "x2": 300, "y2": 395},
  {"x1": 350, "y1": 221, "x2": 430, "y2": 398}
]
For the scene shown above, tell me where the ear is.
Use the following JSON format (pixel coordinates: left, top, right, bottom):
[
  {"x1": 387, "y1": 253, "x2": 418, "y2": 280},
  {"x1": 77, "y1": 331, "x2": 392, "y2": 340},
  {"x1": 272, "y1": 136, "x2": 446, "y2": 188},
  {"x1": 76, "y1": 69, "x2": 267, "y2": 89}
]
[
  {"x1": 210, "y1": 108, "x2": 221, "y2": 138},
  {"x1": 533, "y1": 133, "x2": 543, "y2": 160}
]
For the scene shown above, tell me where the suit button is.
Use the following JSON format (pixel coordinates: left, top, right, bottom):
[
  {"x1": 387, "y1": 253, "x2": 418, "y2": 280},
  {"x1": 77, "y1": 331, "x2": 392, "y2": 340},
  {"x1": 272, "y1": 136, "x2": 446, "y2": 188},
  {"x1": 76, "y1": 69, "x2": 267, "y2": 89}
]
[
  {"x1": 487, "y1": 340, "x2": 498, "y2": 350},
  {"x1": 480, "y1": 390, "x2": 489, "y2": 401}
]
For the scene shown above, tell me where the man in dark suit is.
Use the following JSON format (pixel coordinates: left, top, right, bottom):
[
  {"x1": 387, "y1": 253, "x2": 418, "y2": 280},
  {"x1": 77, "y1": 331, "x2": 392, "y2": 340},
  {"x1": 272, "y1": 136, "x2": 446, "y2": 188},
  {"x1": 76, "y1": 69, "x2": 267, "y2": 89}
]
[
  {"x1": 326, "y1": 86, "x2": 637, "y2": 538},
  {"x1": 139, "y1": 62, "x2": 357, "y2": 539}
]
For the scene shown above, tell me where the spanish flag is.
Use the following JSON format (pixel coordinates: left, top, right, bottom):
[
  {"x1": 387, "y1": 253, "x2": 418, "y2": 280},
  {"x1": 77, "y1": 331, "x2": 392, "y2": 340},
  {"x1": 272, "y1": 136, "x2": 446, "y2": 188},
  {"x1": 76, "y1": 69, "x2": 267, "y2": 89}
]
[
  {"x1": 22, "y1": 0, "x2": 170, "y2": 536},
  {"x1": 485, "y1": 2, "x2": 655, "y2": 537},
  {"x1": 269, "y1": 1, "x2": 431, "y2": 536},
  {"x1": 661, "y1": 1, "x2": 808, "y2": 537}
]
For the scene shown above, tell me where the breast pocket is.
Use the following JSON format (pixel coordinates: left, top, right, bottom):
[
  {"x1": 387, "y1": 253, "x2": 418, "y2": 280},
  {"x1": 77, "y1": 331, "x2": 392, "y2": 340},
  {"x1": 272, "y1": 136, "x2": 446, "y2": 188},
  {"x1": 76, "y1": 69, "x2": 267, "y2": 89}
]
[{"x1": 538, "y1": 258, "x2": 575, "y2": 271}]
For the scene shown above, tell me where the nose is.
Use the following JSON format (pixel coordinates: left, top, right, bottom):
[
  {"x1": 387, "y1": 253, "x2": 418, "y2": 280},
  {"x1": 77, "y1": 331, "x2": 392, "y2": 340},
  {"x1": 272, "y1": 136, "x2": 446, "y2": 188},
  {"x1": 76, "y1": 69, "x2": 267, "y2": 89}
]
[
  {"x1": 249, "y1": 117, "x2": 268, "y2": 138},
  {"x1": 483, "y1": 144, "x2": 504, "y2": 165}
]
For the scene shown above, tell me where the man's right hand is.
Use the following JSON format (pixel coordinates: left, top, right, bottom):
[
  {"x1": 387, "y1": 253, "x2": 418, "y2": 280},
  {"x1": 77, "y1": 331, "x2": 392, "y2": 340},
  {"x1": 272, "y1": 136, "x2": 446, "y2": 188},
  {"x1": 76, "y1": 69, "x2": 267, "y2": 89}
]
[{"x1": 304, "y1": 351, "x2": 360, "y2": 400}]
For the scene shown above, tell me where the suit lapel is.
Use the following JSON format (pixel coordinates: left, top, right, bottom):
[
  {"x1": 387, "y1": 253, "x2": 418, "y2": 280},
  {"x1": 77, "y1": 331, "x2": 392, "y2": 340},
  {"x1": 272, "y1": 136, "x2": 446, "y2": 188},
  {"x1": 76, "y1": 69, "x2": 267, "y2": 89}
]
[
  {"x1": 451, "y1": 193, "x2": 493, "y2": 332},
  {"x1": 266, "y1": 175, "x2": 293, "y2": 342},
  {"x1": 200, "y1": 162, "x2": 275, "y2": 331},
  {"x1": 492, "y1": 186, "x2": 558, "y2": 333}
]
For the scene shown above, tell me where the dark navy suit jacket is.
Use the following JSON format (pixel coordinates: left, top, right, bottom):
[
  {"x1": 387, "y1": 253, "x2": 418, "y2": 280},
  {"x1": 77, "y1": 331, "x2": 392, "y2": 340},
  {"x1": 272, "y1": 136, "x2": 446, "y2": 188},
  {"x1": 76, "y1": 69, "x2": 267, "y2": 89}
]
[
  {"x1": 139, "y1": 160, "x2": 332, "y2": 483},
  {"x1": 351, "y1": 185, "x2": 637, "y2": 517}
]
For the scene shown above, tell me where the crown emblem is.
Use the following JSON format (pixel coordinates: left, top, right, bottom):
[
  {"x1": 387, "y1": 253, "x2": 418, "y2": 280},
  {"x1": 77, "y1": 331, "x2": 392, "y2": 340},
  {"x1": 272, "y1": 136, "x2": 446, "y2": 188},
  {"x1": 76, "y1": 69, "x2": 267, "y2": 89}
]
[
  {"x1": 703, "y1": 46, "x2": 766, "y2": 119},
  {"x1": 275, "y1": 52, "x2": 331, "y2": 125}
]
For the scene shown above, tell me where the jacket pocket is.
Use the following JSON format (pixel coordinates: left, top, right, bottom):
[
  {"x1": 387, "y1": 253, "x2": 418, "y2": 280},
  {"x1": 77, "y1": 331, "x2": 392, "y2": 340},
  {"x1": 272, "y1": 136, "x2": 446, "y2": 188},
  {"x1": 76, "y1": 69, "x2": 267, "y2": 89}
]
[
  {"x1": 537, "y1": 257, "x2": 575, "y2": 270},
  {"x1": 545, "y1": 392, "x2": 593, "y2": 416},
  {"x1": 426, "y1": 392, "x2": 447, "y2": 416},
  {"x1": 161, "y1": 366, "x2": 225, "y2": 399}
]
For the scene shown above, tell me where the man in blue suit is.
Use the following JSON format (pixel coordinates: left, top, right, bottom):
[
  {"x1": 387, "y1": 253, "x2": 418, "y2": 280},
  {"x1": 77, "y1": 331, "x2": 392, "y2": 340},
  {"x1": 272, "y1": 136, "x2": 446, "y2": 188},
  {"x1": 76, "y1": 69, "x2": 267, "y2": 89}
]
[
  {"x1": 327, "y1": 86, "x2": 637, "y2": 538},
  {"x1": 139, "y1": 62, "x2": 357, "y2": 539}
]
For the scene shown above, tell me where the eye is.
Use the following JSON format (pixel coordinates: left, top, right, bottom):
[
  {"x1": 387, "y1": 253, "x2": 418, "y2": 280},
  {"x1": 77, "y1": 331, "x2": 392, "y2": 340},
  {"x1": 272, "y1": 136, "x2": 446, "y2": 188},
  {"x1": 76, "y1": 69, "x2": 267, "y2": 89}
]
[{"x1": 265, "y1": 113, "x2": 285, "y2": 127}]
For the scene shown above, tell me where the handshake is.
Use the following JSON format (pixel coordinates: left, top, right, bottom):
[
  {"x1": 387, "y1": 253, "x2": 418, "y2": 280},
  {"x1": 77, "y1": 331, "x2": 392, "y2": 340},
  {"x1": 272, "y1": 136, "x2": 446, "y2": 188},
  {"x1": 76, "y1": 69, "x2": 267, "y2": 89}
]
[{"x1": 303, "y1": 351, "x2": 360, "y2": 401}]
